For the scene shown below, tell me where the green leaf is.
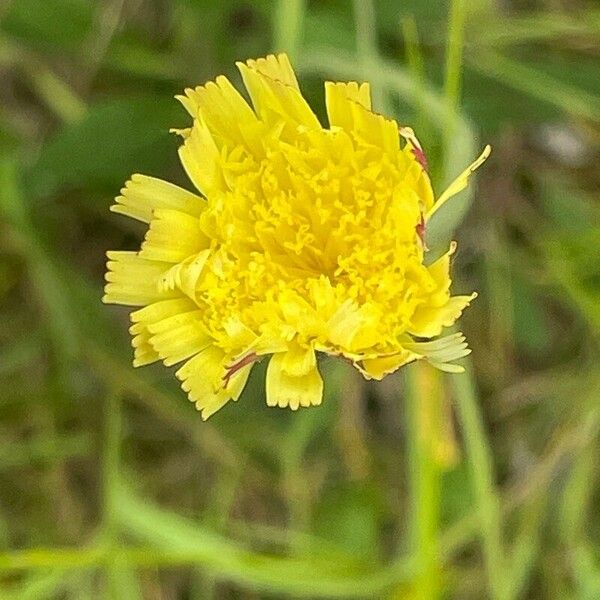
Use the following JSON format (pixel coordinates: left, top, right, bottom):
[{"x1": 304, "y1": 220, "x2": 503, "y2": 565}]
[
  {"x1": 112, "y1": 481, "x2": 407, "y2": 598},
  {"x1": 1, "y1": 0, "x2": 93, "y2": 54},
  {"x1": 29, "y1": 96, "x2": 184, "y2": 197},
  {"x1": 511, "y1": 274, "x2": 552, "y2": 355},
  {"x1": 313, "y1": 481, "x2": 383, "y2": 560}
]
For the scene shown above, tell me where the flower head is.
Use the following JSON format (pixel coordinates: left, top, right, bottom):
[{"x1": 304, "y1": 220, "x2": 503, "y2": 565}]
[{"x1": 104, "y1": 54, "x2": 489, "y2": 419}]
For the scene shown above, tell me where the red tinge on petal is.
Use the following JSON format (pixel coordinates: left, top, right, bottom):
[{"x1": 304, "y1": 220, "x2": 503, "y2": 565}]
[
  {"x1": 399, "y1": 126, "x2": 428, "y2": 171},
  {"x1": 222, "y1": 352, "x2": 258, "y2": 389},
  {"x1": 416, "y1": 211, "x2": 428, "y2": 251},
  {"x1": 412, "y1": 146, "x2": 428, "y2": 171}
]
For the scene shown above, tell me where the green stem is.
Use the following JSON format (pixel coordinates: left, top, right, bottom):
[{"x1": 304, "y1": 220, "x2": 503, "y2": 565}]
[
  {"x1": 451, "y1": 369, "x2": 508, "y2": 600},
  {"x1": 443, "y1": 0, "x2": 467, "y2": 183},
  {"x1": 352, "y1": 0, "x2": 378, "y2": 62},
  {"x1": 102, "y1": 389, "x2": 122, "y2": 536},
  {"x1": 401, "y1": 16, "x2": 429, "y2": 143},
  {"x1": 273, "y1": 0, "x2": 305, "y2": 61},
  {"x1": 102, "y1": 390, "x2": 141, "y2": 599},
  {"x1": 444, "y1": 0, "x2": 466, "y2": 108},
  {"x1": 21, "y1": 57, "x2": 86, "y2": 123},
  {"x1": 468, "y1": 49, "x2": 600, "y2": 121},
  {"x1": 352, "y1": 0, "x2": 388, "y2": 112},
  {"x1": 405, "y1": 363, "x2": 443, "y2": 599}
]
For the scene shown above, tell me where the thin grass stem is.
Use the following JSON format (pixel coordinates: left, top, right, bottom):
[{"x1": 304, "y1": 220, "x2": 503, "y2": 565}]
[
  {"x1": 443, "y1": 0, "x2": 467, "y2": 184},
  {"x1": 274, "y1": 0, "x2": 306, "y2": 61},
  {"x1": 450, "y1": 368, "x2": 509, "y2": 600},
  {"x1": 352, "y1": 0, "x2": 388, "y2": 112},
  {"x1": 405, "y1": 363, "x2": 444, "y2": 599},
  {"x1": 401, "y1": 16, "x2": 429, "y2": 144}
]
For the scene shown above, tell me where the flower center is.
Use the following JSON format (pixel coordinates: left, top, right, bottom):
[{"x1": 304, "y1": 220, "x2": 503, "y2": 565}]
[{"x1": 196, "y1": 126, "x2": 430, "y2": 352}]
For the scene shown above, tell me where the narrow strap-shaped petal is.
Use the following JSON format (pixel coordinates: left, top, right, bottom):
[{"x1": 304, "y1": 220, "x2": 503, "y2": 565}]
[
  {"x1": 237, "y1": 54, "x2": 321, "y2": 131},
  {"x1": 147, "y1": 310, "x2": 212, "y2": 367},
  {"x1": 325, "y1": 81, "x2": 371, "y2": 130},
  {"x1": 140, "y1": 208, "x2": 208, "y2": 263},
  {"x1": 347, "y1": 101, "x2": 400, "y2": 154},
  {"x1": 324, "y1": 81, "x2": 399, "y2": 154},
  {"x1": 423, "y1": 241, "x2": 457, "y2": 306},
  {"x1": 407, "y1": 241, "x2": 477, "y2": 338},
  {"x1": 178, "y1": 119, "x2": 226, "y2": 197},
  {"x1": 129, "y1": 297, "x2": 197, "y2": 366},
  {"x1": 158, "y1": 249, "x2": 211, "y2": 301},
  {"x1": 404, "y1": 332, "x2": 473, "y2": 373},
  {"x1": 426, "y1": 145, "x2": 491, "y2": 221},
  {"x1": 128, "y1": 322, "x2": 160, "y2": 367},
  {"x1": 327, "y1": 300, "x2": 381, "y2": 351},
  {"x1": 357, "y1": 348, "x2": 418, "y2": 380},
  {"x1": 280, "y1": 342, "x2": 317, "y2": 377},
  {"x1": 177, "y1": 76, "x2": 264, "y2": 155},
  {"x1": 408, "y1": 293, "x2": 477, "y2": 338},
  {"x1": 111, "y1": 174, "x2": 204, "y2": 223},
  {"x1": 245, "y1": 54, "x2": 299, "y2": 88},
  {"x1": 103, "y1": 251, "x2": 177, "y2": 306},
  {"x1": 266, "y1": 350, "x2": 323, "y2": 410},
  {"x1": 176, "y1": 345, "x2": 251, "y2": 419},
  {"x1": 427, "y1": 361, "x2": 466, "y2": 374}
]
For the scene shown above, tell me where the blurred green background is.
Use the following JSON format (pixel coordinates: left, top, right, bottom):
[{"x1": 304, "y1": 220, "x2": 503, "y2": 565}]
[{"x1": 0, "y1": 0, "x2": 599, "y2": 598}]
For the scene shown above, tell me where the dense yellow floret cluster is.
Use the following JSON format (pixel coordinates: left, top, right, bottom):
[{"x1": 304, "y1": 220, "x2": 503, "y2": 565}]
[{"x1": 104, "y1": 54, "x2": 489, "y2": 418}]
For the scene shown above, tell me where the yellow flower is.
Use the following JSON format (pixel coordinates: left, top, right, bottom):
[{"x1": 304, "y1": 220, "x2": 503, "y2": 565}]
[{"x1": 103, "y1": 54, "x2": 489, "y2": 419}]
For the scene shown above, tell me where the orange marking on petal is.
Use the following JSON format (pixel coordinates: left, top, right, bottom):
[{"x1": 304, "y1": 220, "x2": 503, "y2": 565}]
[
  {"x1": 416, "y1": 211, "x2": 428, "y2": 251},
  {"x1": 412, "y1": 146, "x2": 428, "y2": 171},
  {"x1": 222, "y1": 352, "x2": 258, "y2": 388}
]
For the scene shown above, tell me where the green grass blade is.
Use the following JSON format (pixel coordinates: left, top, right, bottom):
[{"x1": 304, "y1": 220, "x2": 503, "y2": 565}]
[
  {"x1": 274, "y1": 0, "x2": 306, "y2": 60},
  {"x1": 450, "y1": 366, "x2": 509, "y2": 600},
  {"x1": 468, "y1": 49, "x2": 600, "y2": 122}
]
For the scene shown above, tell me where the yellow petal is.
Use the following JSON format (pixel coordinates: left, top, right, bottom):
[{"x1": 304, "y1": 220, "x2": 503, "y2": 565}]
[
  {"x1": 408, "y1": 293, "x2": 477, "y2": 338},
  {"x1": 278, "y1": 289, "x2": 322, "y2": 337},
  {"x1": 325, "y1": 80, "x2": 410, "y2": 157},
  {"x1": 129, "y1": 297, "x2": 197, "y2": 366},
  {"x1": 266, "y1": 352, "x2": 323, "y2": 410},
  {"x1": 130, "y1": 297, "x2": 196, "y2": 324},
  {"x1": 245, "y1": 54, "x2": 299, "y2": 88},
  {"x1": 146, "y1": 310, "x2": 212, "y2": 367},
  {"x1": 176, "y1": 345, "x2": 251, "y2": 419},
  {"x1": 178, "y1": 119, "x2": 226, "y2": 197},
  {"x1": 252, "y1": 331, "x2": 291, "y2": 356},
  {"x1": 407, "y1": 241, "x2": 477, "y2": 337},
  {"x1": 358, "y1": 349, "x2": 418, "y2": 380},
  {"x1": 404, "y1": 332, "x2": 472, "y2": 372},
  {"x1": 129, "y1": 322, "x2": 159, "y2": 367},
  {"x1": 111, "y1": 174, "x2": 203, "y2": 223},
  {"x1": 425, "y1": 241, "x2": 457, "y2": 306},
  {"x1": 176, "y1": 344, "x2": 223, "y2": 396},
  {"x1": 325, "y1": 81, "x2": 371, "y2": 130},
  {"x1": 140, "y1": 208, "x2": 208, "y2": 263},
  {"x1": 327, "y1": 301, "x2": 381, "y2": 351},
  {"x1": 280, "y1": 342, "x2": 317, "y2": 377},
  {"x1": 428, "y1": 361, "x2": 465, "y2": 374},
  {"x1": 170, "y1": 126, "x2": 191, "y2": 139},
  {"x1": 177, "y1": 76, "x2": 264, "y2": 155},
  {"x1": 202, "y1": 361, "x2": 251, "y2": 420},
  {"x1": 237, "y1": 54, "x2": 321, "y2": 131},
  {"x1": 222, "y1": 318, "x2": 258, "y2": 350},
  {"x1": 158, "y1": 249, "x2": 211, "y2": 300},
  {"x1": 103, "y1": 251, "x2": 177, "y2": 306},
  {"x1": 426, "y1": 145, "x2": 491, "y2": 221}
]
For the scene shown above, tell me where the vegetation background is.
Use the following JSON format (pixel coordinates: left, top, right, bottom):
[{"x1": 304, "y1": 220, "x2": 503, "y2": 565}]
[{"x1": 0, "y1": 0, "x2": 598, "y2": 598}]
